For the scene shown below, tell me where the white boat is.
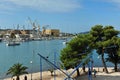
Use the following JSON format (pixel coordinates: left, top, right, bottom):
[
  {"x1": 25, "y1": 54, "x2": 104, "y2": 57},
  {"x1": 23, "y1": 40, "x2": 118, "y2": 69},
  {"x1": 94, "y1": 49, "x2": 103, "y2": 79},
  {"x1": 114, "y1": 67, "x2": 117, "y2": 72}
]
[
  {"x1": 63, "y1": 41, "x2": 67, "y2": 45},
  {"x1": 62, "y1": 38, "x2": 68, "y2": 45},
  {"x1": 6, "y1": 41, "x2": 20, "y2": 46},
  {"x1": 6, "y1": 38, "x2": 20, "y2": 46}
]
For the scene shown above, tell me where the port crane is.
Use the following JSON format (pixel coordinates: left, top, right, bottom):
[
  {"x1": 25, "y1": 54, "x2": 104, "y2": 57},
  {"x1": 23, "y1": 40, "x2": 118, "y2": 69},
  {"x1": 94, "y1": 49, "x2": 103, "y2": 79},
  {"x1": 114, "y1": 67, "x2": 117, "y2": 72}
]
[
  {"x1": 28, "y1": 17, "x2": 37, "y2": 38},
  {"x1": 28, "y1": 17, "x2": 41, "y2": 38}
]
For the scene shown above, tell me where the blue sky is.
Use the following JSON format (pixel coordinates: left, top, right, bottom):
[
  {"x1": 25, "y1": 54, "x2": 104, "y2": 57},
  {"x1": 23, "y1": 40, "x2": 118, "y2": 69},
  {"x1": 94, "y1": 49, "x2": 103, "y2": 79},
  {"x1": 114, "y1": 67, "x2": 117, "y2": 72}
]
[{"x1": 0, "y1": 0, "x2": 120, "y2": 33}]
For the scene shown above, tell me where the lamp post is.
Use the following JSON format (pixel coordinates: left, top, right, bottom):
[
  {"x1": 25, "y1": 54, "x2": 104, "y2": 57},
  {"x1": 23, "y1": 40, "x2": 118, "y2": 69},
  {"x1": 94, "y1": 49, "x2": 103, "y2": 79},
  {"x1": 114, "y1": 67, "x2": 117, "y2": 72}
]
[
  {"x1": 54, "y1": 52, "x2": 56, "y2": 80},
  {"x1": 40, "y1": 57, "x2": 42, "y2": 80},
  {"x1": 30, "y1": 61, "x2": 33, "y2": 80}
]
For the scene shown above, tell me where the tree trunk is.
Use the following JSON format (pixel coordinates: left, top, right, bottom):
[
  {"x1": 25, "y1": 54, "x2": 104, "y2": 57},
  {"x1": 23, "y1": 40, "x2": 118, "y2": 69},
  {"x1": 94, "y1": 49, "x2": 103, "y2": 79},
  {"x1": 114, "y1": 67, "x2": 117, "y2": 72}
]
[
  {"x1": 101, "y1": 53, "x2": 108, "y2": 73},
  {"x1": 76, "y1": 68, "x2": 80, "y2": 76},
  {"x1": 82, "y1": 66, "x2": 86, "y2": 72},
  {"x1": 114, "y1": 63, "x2": 118, "y2": 72},
  {"x1": 16, "y1": 76, "x2": 19, "y2": 80}
]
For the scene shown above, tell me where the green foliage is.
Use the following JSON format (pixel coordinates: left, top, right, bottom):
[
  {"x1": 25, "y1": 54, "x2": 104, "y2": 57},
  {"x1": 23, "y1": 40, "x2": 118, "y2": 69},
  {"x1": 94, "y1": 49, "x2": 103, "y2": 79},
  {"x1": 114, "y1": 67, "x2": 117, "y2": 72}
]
[
  {"x1": 117, "y1": 38, "x2": 120, "y2": 56},
  {"x1": 103, "y1": 26, "x2": 119, "y2": 40},
  {"x1": 90, "y1": 25, "x2": 120, "y2": 72},
  {"x1": 90, "y1": 25, "x2": 119, "y2": 53},
  {"x1": 60, "y1": 34, "x2": 93, "y2": 70},
  {"x1": 61, "y1": 24, "x2": 120, "y2": 73},
  {"x1": 90, "y1": 25, "x2": 103, "y2": 39},
  {"x1": 7, "y1": 63, "x2": 28, "y2": 78},
  {"x1": 90, "y1": 25, "x2": 104, "y2": 49}
]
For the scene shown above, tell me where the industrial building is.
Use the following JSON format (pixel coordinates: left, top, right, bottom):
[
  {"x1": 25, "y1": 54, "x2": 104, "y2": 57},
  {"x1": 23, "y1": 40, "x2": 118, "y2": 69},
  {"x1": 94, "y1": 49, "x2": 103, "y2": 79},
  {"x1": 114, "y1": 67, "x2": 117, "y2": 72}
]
[{"x1": 42, "y1": 29, "x2": 60, "y2": 37}]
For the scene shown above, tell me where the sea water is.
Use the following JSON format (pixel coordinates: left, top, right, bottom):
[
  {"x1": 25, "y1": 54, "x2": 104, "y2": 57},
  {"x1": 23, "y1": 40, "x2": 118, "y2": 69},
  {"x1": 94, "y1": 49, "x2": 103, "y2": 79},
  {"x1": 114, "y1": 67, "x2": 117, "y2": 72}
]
[
  {"x1": 0, "y1": 39, "x2": 116, "y2": 78},
  {"x1": 0, "y1": 40, "x2": 65, "y2": 78}
]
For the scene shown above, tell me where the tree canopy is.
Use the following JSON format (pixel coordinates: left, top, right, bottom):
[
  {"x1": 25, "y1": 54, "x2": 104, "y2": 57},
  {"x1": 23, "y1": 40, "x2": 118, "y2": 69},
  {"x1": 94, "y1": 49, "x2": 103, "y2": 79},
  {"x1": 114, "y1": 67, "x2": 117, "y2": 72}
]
[
  {"x1": 90, "y1": 25, "x2": 120, "y2": 72},
  {"x1": 60, "y1": 34, "x2": 93, "y2": 76},
  {"x1": 60, "y1": 24, "x2": 120, "y2": 75},
  {"x1": 7, "y1": 63, "x2": 28, "y2": 80}
]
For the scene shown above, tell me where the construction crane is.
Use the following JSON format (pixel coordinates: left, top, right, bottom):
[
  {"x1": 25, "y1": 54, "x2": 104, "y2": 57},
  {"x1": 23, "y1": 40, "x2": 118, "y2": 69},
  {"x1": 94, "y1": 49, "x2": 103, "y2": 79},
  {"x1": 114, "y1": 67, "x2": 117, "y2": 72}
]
[
  {"x1": 28, "y1": 17, "x2": 37, "y2": 38},
  {"x1": 28, "y1": 17, "x2": 37, "y2": 30},
  {"x1": 34, "y1": 20, "x2": 42, "y2": 38},
  {"x1": 37, "y1": 24, "x2": 41, "y2": 38},
  {"x1": 17, "y1": 24, "x2": 20, "y2": 30}
]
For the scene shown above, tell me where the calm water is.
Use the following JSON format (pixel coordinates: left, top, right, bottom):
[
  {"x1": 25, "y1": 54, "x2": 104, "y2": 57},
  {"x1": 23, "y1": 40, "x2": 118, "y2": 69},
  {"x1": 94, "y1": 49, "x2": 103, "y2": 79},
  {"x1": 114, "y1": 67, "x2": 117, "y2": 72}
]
[
  {"x1": 0, "y1": 39, "x2": 116, "y2": 78},
  {"x1": 0, "y1": 40, "x2": 65, "y2": 78}
]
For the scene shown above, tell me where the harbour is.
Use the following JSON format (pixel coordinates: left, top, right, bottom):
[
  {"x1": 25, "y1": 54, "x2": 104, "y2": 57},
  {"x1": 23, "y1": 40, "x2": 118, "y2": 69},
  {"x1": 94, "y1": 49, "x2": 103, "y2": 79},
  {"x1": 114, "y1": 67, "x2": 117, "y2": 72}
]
[
  {"x1": 0, "y1": 1, "x2": 120, "y2": 80},
  {"x1": 0, "y1": 39, "x2": 117, "y2": 79},
  {"x1": 0, "y1": 39, "x2": 66, "y2": 78}
]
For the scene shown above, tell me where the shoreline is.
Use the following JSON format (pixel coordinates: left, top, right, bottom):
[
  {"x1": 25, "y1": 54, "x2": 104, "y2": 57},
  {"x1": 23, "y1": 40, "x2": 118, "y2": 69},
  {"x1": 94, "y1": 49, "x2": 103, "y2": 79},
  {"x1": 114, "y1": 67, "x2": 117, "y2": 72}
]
[{"x1": 4, "y1": 67, "x2": 120, "y2": 80}]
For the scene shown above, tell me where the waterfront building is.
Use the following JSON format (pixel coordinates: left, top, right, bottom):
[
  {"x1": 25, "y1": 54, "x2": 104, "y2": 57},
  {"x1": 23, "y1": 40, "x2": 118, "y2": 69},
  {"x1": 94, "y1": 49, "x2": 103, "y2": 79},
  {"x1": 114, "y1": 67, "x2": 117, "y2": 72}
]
[{"x1": 42, "y1": 29, "x2": 60, "y2": 37}]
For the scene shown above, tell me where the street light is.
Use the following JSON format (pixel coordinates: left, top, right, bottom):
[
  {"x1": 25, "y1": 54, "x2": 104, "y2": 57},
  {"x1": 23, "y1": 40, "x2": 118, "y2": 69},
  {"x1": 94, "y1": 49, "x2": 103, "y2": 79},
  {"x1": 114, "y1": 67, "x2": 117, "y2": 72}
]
[
  {"x1": 37, "y1": 53, "x2": 42, "y2": 80},
  {"x1": 30, "y1": 61, "x2": 33, "y2": 80}
]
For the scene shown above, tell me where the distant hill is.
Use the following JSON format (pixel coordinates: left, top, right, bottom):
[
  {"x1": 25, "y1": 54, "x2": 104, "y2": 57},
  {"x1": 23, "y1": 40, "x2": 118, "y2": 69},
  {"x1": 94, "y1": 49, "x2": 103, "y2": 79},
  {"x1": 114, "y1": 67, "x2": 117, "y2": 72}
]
[{"x1": 78, "y1": 31, "x2": 89, "y2": 34}]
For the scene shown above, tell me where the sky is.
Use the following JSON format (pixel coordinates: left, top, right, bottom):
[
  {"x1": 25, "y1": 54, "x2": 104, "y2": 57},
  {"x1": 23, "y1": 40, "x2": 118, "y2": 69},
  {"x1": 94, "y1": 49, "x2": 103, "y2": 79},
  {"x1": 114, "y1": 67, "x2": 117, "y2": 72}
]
[{"x1": 0, "y1": 0, "x2": 120, "y2": 33}]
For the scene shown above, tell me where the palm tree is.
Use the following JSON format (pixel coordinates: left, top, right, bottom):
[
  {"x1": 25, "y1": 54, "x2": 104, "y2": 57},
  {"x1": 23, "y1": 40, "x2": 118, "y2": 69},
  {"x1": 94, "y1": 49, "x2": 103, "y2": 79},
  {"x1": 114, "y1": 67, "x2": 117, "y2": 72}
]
[{"x1": 6, "y1": 63, "x2": 28, "y2": 80}]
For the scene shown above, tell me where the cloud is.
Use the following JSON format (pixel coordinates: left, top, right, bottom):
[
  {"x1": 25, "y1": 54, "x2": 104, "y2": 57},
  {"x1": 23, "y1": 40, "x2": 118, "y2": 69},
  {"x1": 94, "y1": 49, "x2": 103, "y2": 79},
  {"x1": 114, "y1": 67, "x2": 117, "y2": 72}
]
[
  {"x1": 0, "y1": 1, "x2": 15, "y2": 14},
  {"x1": 105, "y1": 0, "x2": 120, "y2": 8},
  {"x1": 0, "y1": 0, "x2": 81, "y2": 13}
]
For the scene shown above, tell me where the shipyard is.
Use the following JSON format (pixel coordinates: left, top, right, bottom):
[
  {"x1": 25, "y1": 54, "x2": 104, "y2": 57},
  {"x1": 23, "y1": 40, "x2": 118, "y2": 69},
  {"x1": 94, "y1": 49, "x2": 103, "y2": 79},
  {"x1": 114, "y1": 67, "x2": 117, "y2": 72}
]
[{"x1": 0, "y1": 21, "x2": 74, "y2": 46}]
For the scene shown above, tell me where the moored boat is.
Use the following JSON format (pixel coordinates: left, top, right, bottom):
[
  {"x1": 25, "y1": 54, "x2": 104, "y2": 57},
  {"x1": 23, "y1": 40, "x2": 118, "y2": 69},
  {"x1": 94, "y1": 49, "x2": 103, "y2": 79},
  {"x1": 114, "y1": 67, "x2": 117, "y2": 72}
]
[
  {"x1": 6, "y1": 41, "x2": 20, "y2": 46},
  {"x1": 62, "y1": 41, "x2": 68, "y2": 45}
]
